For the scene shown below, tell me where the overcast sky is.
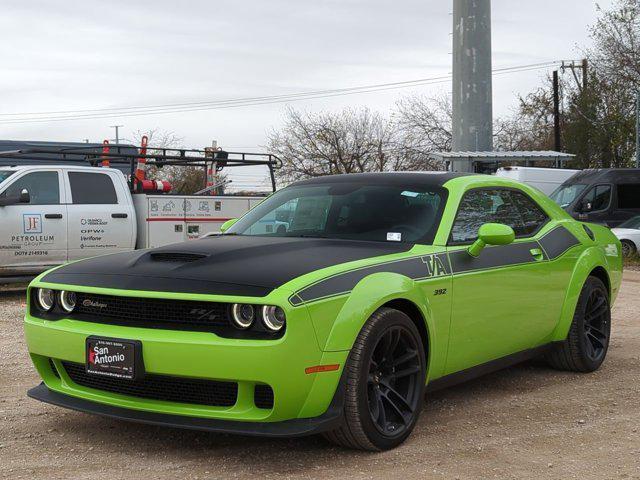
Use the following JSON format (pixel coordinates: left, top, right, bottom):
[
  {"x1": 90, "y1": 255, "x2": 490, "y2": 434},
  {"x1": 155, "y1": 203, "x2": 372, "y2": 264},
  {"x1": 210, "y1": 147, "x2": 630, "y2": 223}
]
[{"x1": 0, "y1": 0, "x2": 613, "y2": 187}]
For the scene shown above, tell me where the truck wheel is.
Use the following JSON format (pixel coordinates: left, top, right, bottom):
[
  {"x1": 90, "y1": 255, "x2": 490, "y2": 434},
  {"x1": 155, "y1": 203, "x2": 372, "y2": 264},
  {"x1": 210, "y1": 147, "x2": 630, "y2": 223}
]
[
  {"x1": 545, "y1": 276, "x2": 611, "y2": 373},
  {"x1": 323, "y1": 308, "x2": 426, "y2": 451},
  {"x1": 621, "y1": 240, "x2": 636, "y2": 258}
]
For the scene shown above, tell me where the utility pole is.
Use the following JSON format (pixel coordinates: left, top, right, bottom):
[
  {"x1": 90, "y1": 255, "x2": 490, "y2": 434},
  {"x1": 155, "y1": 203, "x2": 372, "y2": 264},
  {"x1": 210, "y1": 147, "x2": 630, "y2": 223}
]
[
  {"x1": 553, "y1": 70, "x2": 562, "y2": 153},
  {"x1": 110, "y1": 125, "x2": 124, "y2": 144}
]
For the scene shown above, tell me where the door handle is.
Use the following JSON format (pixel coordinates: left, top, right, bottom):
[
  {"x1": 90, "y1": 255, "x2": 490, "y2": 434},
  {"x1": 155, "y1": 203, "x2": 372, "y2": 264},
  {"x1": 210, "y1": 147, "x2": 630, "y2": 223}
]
[
  {"x1": 112, "y1": 213, "x2": 128, "y2": 219},
  {"x1": 530, "y1": 248, "x2": 545, "y2": 261},
  {"x1": 44, "y1": 213, "x2": 63, "y2": 219}
]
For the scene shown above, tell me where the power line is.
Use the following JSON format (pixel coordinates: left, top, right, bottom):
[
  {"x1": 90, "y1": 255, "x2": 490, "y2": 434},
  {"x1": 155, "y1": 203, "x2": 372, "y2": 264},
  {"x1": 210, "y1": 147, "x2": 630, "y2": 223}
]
[{"x1": 0, "y1": 62, "x2": 559, "y2": 125}]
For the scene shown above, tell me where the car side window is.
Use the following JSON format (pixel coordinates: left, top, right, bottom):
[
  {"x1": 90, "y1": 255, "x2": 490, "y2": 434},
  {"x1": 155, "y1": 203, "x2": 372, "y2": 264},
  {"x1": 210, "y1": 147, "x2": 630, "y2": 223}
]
[
  {"x1": 509, "y1": 190, "x2": 549, "y2": 237},
  {"x1": 1, "y1": 171, "x2": 60, "y2": 205},
  {"x1": 68, "y1": 172, "x2": 118, "y2": 204},
  {"x1": 450, "y1": 188, "x2": 548, "y2": 244},
  {"x1": 582, "y1": 185, "x2": 611, "y2": 212}
]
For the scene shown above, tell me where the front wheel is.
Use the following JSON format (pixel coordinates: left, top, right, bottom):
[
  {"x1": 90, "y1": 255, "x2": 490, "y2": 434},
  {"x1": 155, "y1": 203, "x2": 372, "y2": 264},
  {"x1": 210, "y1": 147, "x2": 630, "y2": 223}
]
[
  {"x1": 323, "y1": 308, "x2": 426, "y2": 451},
  {"x1": 545, "y1": 276, "x2": 611, "y2": 372}
]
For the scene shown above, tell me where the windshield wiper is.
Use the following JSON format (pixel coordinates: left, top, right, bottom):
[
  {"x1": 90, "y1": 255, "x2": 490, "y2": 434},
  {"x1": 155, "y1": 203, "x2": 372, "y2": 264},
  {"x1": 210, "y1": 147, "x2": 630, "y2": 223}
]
[{"x1": 287, "y1": 234, "x2": 328, "y2": 239}]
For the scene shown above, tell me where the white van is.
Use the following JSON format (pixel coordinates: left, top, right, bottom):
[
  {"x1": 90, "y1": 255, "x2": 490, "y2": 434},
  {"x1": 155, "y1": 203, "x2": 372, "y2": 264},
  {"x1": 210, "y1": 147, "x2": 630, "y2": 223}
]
[
  {"x1": 495, "y1": 166, "x2": 579, "y2": 195},
  {"x1": 0, "y1": 165, "x2": 263, "y2": 281}
]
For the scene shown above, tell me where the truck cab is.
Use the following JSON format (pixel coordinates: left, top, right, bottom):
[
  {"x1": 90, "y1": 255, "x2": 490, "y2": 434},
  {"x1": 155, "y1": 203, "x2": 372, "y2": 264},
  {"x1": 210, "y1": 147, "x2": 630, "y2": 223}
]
[
  {"x1": 550, "y1": 169, "x2": 640, "y2": 227},
  {"x1": 0, "y1": 165, "x2": 135, "y2": 279}
]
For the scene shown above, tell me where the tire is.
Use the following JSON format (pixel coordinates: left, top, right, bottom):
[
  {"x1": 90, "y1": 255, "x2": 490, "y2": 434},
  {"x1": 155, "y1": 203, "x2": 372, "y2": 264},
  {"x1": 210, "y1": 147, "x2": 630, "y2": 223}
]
[
  {"x1": 621, "y1": 240, "x2": 637, "y2": 258},
  {"x1": 323, "y1": 308, "x2": 426, "y2": 451},
  {"x1": 545, "y1": 276, "x2": 611, "y2": 372}
]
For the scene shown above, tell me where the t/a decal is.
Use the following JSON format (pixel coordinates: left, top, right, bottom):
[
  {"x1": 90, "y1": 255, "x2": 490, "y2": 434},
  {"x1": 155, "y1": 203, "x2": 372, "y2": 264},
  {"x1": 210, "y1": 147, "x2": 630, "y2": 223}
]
[{"x1": 421, "y1": 255, "x2": 448, "y2": 278}]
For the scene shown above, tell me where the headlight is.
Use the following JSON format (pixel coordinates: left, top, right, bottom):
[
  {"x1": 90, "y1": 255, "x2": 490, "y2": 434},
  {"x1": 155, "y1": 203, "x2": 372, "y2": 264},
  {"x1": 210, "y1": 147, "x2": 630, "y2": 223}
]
[
  {"x1": 262, "y1": 305, "x2": 286, "y2": 332},
  {"x1": 59, "y1": 291, "x2": 77, "y2": 313},
  {"x1": 231, "y1": 304, "x2": 255, "y2": 329},
  {"x1": 36, "y1": 288, "x2": 55, "y2": 311}
]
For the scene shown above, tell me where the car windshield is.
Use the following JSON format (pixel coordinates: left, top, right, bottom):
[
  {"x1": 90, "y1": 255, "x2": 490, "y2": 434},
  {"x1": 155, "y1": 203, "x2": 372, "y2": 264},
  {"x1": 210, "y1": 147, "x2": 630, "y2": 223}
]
[
  {"x1": 618, "y1": 216, "x2": 640, "y2": 230},
  {"x1": 0, "y1": 170, "x2": 15, "y2": 185},
  {"x1": 550, "y1": 183, "x2": 587, "y2": 208},
  {"x1": 227, "y1": 182, "x2": 447, "y2": 244}
]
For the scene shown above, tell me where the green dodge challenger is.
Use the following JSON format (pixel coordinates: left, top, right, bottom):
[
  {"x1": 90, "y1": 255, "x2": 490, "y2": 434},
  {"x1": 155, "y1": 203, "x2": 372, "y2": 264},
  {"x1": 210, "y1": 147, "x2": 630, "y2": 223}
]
[{"x1": 25, "y1": 172, "x2": 622, "y2": 450}]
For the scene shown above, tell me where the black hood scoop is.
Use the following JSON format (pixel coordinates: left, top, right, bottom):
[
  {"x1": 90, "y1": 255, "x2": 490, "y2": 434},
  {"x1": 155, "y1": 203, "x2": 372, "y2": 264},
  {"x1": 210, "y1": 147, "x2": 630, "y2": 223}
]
[{"x1": 149, "y1": 252, "x2": 209, "y2": 263}]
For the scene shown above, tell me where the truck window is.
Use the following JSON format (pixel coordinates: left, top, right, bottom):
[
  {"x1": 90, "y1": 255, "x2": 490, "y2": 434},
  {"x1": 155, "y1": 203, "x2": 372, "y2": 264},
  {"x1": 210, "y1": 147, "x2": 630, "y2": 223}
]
[
  {"x1": 582, "y1": 185, "x2": 611, "y2": 212},
  {"x1": 1, "y1": 171, "x2": 59, "y2": 205},
  {"x1": 617, "y1": 184, "x2": 640, "y2": 209},
  {"x1": 0, "y1": 171, "x2": 15, "y2": 184},
  {"x1": 69, "y1": 172, "x2": 118, "y2": 204}
]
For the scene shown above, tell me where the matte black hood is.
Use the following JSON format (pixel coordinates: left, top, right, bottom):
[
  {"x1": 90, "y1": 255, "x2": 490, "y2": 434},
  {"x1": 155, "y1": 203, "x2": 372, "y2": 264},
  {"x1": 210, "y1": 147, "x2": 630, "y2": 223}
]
[{"x1": 42, "y1": 236, "x2": 411, "y2": 297}]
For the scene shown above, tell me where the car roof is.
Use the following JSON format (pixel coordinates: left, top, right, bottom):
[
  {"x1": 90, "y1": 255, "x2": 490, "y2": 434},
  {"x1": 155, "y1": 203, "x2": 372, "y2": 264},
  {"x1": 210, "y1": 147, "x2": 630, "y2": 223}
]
[{"x1": 290, "y1": 172, "x2": 478, "y2": 189}]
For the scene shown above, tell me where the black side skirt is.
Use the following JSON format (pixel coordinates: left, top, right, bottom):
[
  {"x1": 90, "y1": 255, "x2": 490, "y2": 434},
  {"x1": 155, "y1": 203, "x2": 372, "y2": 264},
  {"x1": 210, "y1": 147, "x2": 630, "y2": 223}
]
[
  {"x1": 27, "y1": 381, "x2": 345, "y2": 438},
  {"x1": 426, "y1": 343, "x2": 559, "y2": 392}
]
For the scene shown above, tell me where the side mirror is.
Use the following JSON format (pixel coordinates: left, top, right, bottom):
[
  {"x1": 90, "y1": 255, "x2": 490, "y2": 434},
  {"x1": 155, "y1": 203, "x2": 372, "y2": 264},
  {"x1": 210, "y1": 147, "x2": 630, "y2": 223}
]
[
  {"x1": 0, "y1": 188, "x2": 30, "y2": 207},
  {"x1": 468, "y1": 223, "x2": 515, "y2": 257},
  {"x1": 580, "y1": 201, "x2": 593, "y2": 213},
  {"x1": 220, "y1": 218, "x2": 238, "y2": 233},
  {"x1": 19, "y1": 189, "x2": 30, "y2": 203}
]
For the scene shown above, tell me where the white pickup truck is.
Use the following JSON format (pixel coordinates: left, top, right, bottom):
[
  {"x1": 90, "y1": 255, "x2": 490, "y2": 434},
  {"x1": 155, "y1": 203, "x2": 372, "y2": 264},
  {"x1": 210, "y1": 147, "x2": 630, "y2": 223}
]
[{"x1": 0, "y1": 165, "x2": 265, "y2": 281}]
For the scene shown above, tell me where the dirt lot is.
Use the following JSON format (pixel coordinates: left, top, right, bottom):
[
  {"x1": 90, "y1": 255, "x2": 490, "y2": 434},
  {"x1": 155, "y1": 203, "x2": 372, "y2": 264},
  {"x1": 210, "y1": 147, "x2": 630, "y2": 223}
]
[{"x1": 1, "y1": 274, "x2": 639, "y2": 480}]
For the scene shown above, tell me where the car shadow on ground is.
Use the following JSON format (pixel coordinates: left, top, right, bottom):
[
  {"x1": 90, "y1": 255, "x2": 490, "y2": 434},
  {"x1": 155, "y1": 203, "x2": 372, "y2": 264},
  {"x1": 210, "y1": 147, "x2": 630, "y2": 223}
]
[{"x1": 39, "y1": 359, "x2": 572, "y2": 463}]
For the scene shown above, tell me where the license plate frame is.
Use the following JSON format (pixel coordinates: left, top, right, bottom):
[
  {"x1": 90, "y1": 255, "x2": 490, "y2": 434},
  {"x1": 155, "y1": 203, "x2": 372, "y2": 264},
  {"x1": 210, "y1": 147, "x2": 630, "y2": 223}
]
[{"x1": 85, "y1": 336, "x2": 144, "y2": 381}]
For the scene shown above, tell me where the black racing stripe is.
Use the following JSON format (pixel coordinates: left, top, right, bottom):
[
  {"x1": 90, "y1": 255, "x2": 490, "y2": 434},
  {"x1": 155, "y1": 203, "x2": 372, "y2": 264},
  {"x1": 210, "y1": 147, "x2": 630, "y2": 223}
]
[
  {"x1": 290, "y1": 253, "x2": 451, "y2": 306},
  {"x1": 538, "y1": 226, "x2": 581, "y2": 260},
  {"x1": 40, "y1": 236, "x2": 412, "y2": 295},
  {"x1": 42, "y1": 272, "x2": 273, "y2": 297},
  {"x1": 448, "y1": 240, "x2": 544, "y2": 274}
]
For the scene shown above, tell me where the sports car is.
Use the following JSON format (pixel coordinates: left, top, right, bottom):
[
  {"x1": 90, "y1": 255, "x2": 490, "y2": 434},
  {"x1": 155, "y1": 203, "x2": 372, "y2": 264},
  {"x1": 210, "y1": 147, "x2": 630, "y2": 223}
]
[{"x1": 24, "y1": 172, "x2": 623, "y2": 450}]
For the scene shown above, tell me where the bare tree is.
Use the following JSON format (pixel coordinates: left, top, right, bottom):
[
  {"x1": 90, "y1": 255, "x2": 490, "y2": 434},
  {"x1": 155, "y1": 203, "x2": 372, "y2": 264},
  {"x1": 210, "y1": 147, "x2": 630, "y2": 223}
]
[
  {"x1": 268, "y1": 107, "x2": 407, "y2": 183},
  {"x1": 588, "y1": 0, "x2": 640, "y2": 85},
  {"x1": 393, "y1": 93, "x2": 452, "y2": 154}
]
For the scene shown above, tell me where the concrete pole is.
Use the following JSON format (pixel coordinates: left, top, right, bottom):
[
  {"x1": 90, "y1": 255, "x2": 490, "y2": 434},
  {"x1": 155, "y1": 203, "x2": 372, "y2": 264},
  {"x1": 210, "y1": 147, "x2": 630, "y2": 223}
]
[
  {"x1": 636, "y1": 89, "x2": 640, "y2": 168},
  {"x1": 452, "y1": 0, "x2": 493, "y2": 171}
]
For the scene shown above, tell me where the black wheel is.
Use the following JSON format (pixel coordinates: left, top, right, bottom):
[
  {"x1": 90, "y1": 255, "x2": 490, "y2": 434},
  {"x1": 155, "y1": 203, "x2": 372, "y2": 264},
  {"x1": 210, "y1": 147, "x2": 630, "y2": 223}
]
[
  {"x1": 621, "y1": 240, "x2": 636, "y2": 258},
  {"x1": 323, "y1": 308, "x2": 426, "y2": 451},
  {"x1": 545, "y1": 276, "x2": 611, "y2": 372}
]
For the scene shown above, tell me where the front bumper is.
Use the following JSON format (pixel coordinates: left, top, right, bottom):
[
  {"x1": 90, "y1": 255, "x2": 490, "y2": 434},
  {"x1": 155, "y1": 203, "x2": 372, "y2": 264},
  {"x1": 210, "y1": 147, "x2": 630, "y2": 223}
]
[
  {"x1": 28, "y1": 381, "x2": 345, "y2": 437},
  {"x1": 24, "y1": 285, "x2": 348, "y2": 428}
]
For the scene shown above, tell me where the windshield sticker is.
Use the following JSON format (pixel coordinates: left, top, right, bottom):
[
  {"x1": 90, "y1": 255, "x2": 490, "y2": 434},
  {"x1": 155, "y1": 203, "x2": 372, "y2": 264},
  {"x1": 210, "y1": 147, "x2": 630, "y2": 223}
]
[
  {"x1": 387, "y1": 232, "x2": 402, "y2": 242},
  {"x1": 401, "y1": 191, "x2": 420, "y2": 198}
]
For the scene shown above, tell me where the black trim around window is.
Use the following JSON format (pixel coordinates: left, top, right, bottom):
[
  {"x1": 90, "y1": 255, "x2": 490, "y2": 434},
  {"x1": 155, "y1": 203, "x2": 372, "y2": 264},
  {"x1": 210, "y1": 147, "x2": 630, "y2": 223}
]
[{"x1": 447, "y1": 186, "x2": 551, "y2": 246}]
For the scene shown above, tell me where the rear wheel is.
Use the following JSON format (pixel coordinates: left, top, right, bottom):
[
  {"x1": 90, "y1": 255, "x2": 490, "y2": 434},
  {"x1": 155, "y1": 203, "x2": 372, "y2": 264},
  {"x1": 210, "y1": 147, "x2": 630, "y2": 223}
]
[
  {"x1": 621, "y1": 240, "x2": 637, "y2": 258},
  {"x1": 323, "y1": 308, "x2": 426, "y2": 451},
  {"x1": 545, "y1": 276, "x2": 611, "y2": 372}
]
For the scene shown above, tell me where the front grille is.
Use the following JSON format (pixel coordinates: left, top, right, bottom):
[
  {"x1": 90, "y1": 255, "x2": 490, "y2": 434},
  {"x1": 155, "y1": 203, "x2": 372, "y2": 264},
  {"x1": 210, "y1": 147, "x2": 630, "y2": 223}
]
[
  {"x1": 61, "y1": 361, "x2": 238, "y2": 407},
  {"x1": 73, "y1": 292, "x2": 228, "y2": 332},
  {"x1": 254, "y1": 384, "x2": 274, "y2": 409}
]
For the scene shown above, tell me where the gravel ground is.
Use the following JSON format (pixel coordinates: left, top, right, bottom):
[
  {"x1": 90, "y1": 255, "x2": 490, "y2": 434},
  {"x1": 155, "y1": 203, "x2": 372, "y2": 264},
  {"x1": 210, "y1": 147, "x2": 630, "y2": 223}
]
[{"x1": 1, "y1": 273, "x2": 639, "y2": 480}]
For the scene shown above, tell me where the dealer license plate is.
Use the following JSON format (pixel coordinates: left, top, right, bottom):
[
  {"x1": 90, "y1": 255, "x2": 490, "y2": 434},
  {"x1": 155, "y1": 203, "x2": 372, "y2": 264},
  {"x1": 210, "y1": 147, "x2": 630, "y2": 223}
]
[{"x1": 86, "y1": 337, "x2": 139, "y2": 380}]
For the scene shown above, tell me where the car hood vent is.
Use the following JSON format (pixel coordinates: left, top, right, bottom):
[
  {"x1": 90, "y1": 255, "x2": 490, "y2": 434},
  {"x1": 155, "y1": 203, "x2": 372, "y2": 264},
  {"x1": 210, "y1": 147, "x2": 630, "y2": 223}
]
[{"x1": 149, "y1": 252, "x2": 208, "y2": 263}]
